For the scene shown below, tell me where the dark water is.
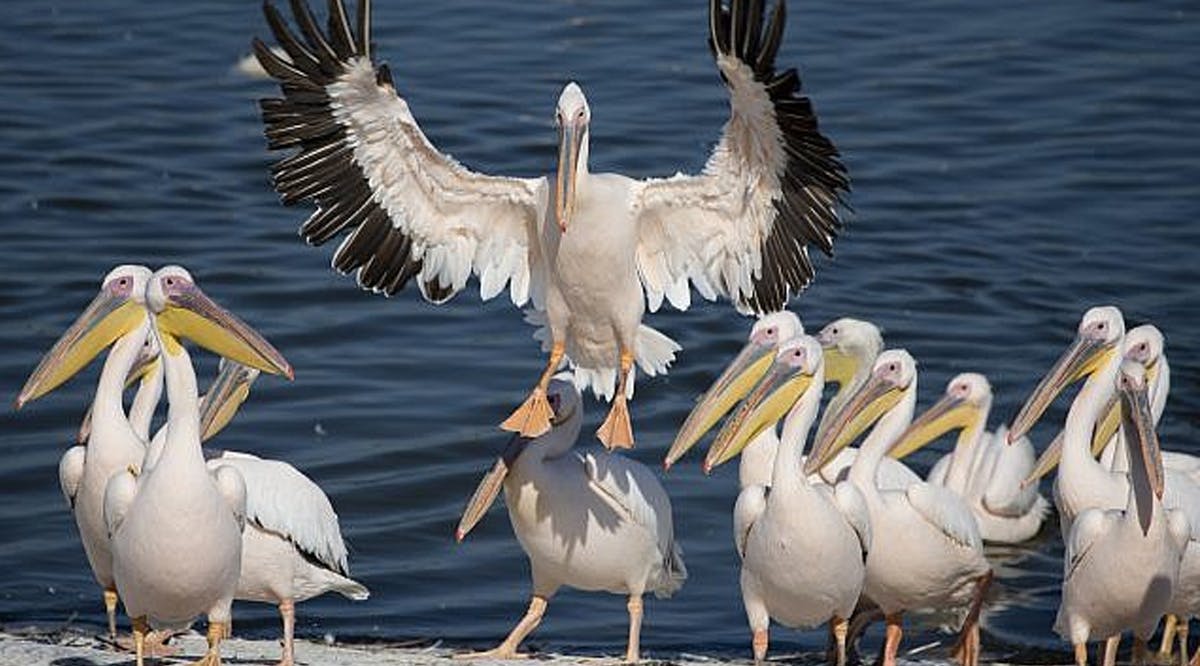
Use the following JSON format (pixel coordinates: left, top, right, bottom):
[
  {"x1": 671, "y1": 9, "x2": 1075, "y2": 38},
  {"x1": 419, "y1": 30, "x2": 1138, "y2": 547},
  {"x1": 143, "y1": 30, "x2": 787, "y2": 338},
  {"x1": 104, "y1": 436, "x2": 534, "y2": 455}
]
[{"x1": 1, "y1": 0, "x2": 1198, "y2": 661}]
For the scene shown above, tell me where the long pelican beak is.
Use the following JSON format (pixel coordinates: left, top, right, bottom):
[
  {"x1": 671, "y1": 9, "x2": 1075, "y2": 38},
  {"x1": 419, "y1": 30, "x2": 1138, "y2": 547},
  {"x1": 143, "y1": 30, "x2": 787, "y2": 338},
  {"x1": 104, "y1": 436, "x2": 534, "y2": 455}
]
[
  {"x1": 1008, "y1": 334, "x2": 1115, "y2": 444},
  {"x1": 198, "y1": 361, "x2": 258, "y2": 442},
  {"x1": 703, "y1": 360, "x2": 815, "y2": 473},
  {"x1": 1020, "y1": 394, "x2": 1122, "y2": 488},
  {"x1": 554, "y1": 119, "x2": 585, "y2": 233},
  {"x1": 17, "y1": 288, "x2": 148, "y2": 408},
  {"x1": 664, "y1": 340, "x2": 776, "y2": 469},
  {"x1": 77, "y1": 351, "x2": 161, "y2": 444},
  {"x1": 1118, "y1": 362, "x2": 1165, "y2": 535},
  {"x1": 822, "y1": 346, "x2": 858, "y2": 387},
  {"x1": 154, "y1": 284, "x2": 293, "y2": 379},
  {"x1": 804, "y1": 373, "x2": 904, "y2": 476},
  {"x1": 889, "y1": 395, "x2": 979, "y2": 461},
  {"x1": 456, "y1": 433, "x2": 531, "y2": 542}
]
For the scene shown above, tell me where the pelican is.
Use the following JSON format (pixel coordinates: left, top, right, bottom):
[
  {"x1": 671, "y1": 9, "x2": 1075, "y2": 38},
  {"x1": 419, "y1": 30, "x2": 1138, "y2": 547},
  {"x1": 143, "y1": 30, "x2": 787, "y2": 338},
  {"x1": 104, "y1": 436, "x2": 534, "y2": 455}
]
[
  {"x1": 147, "y1": 357, "x2": 371, "y2": 666},
  {"x1": 1010, "y1": 315, "x2": 1200, "y2": 664},
  {"x1": 664, "y1": 310, "x2": 806, "y2": 487},
  {"x1": 88, "y1": 339, "x2": 369, "y2": 666},
  {"x1": 1054, "y1": 359, "x2": 1189, "y2": 666},
  {"x1": 812, "y1": 317, "x2": 884, "y2": 445},
  {"x1": 888, "y1": 373, "x2": 1050, "y2": 543},
  {"x1": 252, "y1": 0, "x2": 849, "y2": 449},
  {"x1": 17, "y1": 265, "x2": 155, "y2": 644},
  {"x1": 455, "y1": 377, "x2": 686, "y2": 662},
  {"x1": 807, "y1": 350, "x2": 992, "y2": 666},
  {"x1": 703, "y1": 336, "x2": 870, "y2": 665},
  {"x1": 104, "y1": 266, "x2": 291, "y2": 666}
]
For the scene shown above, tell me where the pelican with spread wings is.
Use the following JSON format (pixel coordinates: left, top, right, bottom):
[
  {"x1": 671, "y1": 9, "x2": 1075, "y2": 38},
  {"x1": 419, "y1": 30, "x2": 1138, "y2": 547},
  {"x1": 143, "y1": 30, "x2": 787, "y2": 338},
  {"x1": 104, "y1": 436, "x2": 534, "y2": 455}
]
[{"x1": 253, "y1": 0, "x2": 849, "y2": 449}]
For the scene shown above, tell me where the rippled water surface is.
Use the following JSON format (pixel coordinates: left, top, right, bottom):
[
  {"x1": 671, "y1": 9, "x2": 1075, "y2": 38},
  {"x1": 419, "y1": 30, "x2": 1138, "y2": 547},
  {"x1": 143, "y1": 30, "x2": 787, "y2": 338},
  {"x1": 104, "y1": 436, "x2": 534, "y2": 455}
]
[{"x1": 1, "y1": 0, "x2": 1198, "y2": 661}]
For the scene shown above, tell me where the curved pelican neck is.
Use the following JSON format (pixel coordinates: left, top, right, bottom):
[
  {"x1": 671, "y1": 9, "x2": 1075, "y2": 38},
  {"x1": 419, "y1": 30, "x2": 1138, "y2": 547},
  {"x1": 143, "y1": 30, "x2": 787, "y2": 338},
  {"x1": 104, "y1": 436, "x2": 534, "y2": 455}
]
[
  {"x1": 155, "y1": 331, "x2": 202, "y2": 468},
  {"x1": 848, "y1": 382, "x2": 916, "y2": 493},
  {"x1": 945, "y1": 400, "x2": 989, "y2": 494},
  {"x1": 90, "y1": 321, "x2": 151, "y2": 444},
  {"x1": 128, "y1": 362, "x2": 163, "y2": 442},
  {"x1": 1060, "y1": 353, "x2": 1121, "y2": 492},
  {"x1": 773, "y1": 371, "x2": 824, "y2": 493}
]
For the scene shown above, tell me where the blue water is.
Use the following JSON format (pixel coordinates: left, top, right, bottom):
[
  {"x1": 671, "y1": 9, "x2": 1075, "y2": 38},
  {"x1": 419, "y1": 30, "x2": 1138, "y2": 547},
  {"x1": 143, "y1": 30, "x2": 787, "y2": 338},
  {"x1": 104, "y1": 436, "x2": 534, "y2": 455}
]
[{"x1": 1, "y1": 0, "x2": 1198, "y2": 661}]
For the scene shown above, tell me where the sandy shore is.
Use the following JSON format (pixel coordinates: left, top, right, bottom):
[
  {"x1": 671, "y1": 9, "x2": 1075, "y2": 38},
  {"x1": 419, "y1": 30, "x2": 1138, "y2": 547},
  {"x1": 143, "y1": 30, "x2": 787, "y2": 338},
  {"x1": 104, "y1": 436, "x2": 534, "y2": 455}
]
[{"x1": 0, "y1": 627, "x2": 732, "y2": 665}]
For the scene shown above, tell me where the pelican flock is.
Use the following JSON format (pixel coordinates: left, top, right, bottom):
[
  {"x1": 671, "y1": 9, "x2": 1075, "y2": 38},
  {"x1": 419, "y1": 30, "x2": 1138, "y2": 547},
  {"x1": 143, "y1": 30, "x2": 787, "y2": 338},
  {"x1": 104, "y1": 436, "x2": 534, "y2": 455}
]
[{"x1": 11, "y1": 0, "x2": 1198, "y2": 664}]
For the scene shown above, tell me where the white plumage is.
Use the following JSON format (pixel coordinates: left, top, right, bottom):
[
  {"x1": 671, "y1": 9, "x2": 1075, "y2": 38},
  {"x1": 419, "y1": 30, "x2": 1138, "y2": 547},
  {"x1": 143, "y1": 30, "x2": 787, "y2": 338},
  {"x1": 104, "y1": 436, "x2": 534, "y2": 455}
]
[
  {"x1": 455, "y1": 378, "x2": 685, "y2": 662},
  {"x1": 253, "y1": 0, "x2": 849, "y2": 448}
]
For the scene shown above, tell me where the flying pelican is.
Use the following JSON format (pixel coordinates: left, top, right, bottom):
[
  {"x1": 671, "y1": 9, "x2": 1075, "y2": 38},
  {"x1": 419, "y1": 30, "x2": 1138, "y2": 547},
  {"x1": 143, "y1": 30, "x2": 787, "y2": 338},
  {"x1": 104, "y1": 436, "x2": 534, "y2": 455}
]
[
  {"x1": 807, "y1": 350, "x2": 992, "y2": 666},
  {"x1": 1054, "y1": 359, "x2": 1188, "y2": 666},
  {"x1": 252, "y1": 0, "x2": 850, "y2": 449},
  {"x1": 888, "y1": 373, "x2": 1050, "y2": 543},
  {"x1": 17, "y1": 265, "x2": 156, "y2": 644},
  {"x1": 703, "y1": 336, "x2": 870, "y2": 665},
  {"x1": 664, "y1": 310, "x2": 806, "y2": 487},
  {"x1": 455, "y1": 377, "x2": 686, "y2": 662},
  {"x1": 103, "y1": 266, "x2": 291, "y2": 666}
]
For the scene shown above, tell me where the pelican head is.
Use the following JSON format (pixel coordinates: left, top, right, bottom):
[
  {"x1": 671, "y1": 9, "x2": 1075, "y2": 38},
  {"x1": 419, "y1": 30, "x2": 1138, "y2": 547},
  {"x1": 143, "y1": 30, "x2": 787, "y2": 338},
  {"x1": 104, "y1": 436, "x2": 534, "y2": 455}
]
[
  {"x1": 1117, "y1": 359, "x2": 1165, "y2": 513},
  {"x1": 1007, "y1": 305, "x2": 1124, "y2": 444},
  {"x1": 554, "y1": 82, "x2": 591, "y2": 233},
  {"x1": 816, "y1": 317, "x2": 883, "y2": 387},
  {"x1": 805, "y1": 349, "x2": 916, "y2": 476},
  {"x1": 704, "y1": 335, "x2": 823, "y2": 472},
  {"x1": 664, "y1": 311, "x2": 803, "y2": 469},
  {"x1": 17, "y1": 264, "x2": 153, "y2": 408},
  {"x1": 148, "y1": 265, "x2": 293, "y2": 379},
  {"x1": 890, "y1": 373, "x2": 991, "y2": 461},
  {"x1": 457, "y1": 377, "x2": 582, "y2": 541}
]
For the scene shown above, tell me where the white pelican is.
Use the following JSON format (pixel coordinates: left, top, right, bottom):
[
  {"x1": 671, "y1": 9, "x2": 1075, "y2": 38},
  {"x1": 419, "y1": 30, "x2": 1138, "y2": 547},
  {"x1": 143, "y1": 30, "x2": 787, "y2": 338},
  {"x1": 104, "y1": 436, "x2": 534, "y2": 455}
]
[
  {"x1": 103, "y1": 266, "x2": 293, "y2": 666},
  {"x1": 100, "y1": 345, "x2": 370, "y2": 666},
  {"x1": 252, "y1": 0, "x2": 850, "y2": 449},
  {"x1": 664, "y1": 310, "x2": 805, "y2": 488},
  {"x1": 455, "y1": 377, "x2": 686, "y2": 662},
  {"x1": 807, "y1": 350, "x2": 992, "y2": 666},
  {"x1": 703, "y1": 336, "x2": 870, "y2": 665},
  {"x1": 17, "y1": 265, "x2": 155, "y2": 643},
  {"x1": 888, "y1": 373, "x2": 1050, "y2": 543},
  {"x1": 1054, "y1": 359, "x2": 1189, "y2": 666}
]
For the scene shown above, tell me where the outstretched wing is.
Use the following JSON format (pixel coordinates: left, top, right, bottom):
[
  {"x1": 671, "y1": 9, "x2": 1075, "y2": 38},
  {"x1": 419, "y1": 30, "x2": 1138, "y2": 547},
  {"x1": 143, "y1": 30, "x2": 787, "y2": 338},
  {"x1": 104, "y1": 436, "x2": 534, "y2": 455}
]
[
  {"x1": 632, "y1": 0, "x2": 849, "y2": 314},
  {"x1": 255, "y1": 0, "x2": 547, "y2": 305}
]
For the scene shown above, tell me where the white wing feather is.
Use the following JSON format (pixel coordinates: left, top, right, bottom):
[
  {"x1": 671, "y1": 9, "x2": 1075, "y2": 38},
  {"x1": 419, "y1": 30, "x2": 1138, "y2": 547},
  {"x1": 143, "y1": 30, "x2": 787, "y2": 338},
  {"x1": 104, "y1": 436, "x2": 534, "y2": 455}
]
[
  {"x1": 102, "y1": 469, "x2": 139, "y2": 538},
  {"x1": 733, "y1": 484, "x2": 768, "y2": 559},
  {"x1": 905, "y1": 481, "x2": 983, "y2": 551},
  {"x1": 582, "y1": 451, "x2": 675, "y2": 561},
  {"x1": 1064, "y1": 508, "x2": 1110, "y2": 580},
  {"x1": 834, "y1": 482, "x2": 872, "y2": 555},
  {"x1": 58, "y1": 446, "x2": 86, "y2": 510},
  {"x1": 980, "y1": 430, "x2": 1044, "y2": 518},
  {"x1": 209, "y1": 452, "x2": 351, "y2": 575}
]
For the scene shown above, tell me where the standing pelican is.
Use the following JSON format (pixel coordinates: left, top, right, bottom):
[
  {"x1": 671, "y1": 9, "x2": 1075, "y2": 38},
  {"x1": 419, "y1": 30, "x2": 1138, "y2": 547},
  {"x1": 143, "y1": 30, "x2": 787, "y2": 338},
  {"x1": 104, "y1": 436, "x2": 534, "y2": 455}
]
[
  {"x1": 807, "y1": 350, "x2": 992, "y2": 666},
  {"x1": 888, "y1": 373, "x2": 1050, "y2": 543},
  {"x1": 252, "y1": 0, "x2": 849, "y2": 449},
  {"x1": 196, "y1": 361, "x2": 371, "y2": 666},
  {"x1": 98, "y1": 346, "x2": 370, "y2": 666},
  {"x1": 455, "y1": 378, "x2": 686, "y2": 662},
  {"x1": 704, "y1": 336, "x2": 870, "y2": 665},
  {"x1": 17, "y1": 265, "x2": 155, "y2": 643},
  {"x1": 103, "y1": 266, "x2": 293, "y2": 666},
  {"x1": 1054, "y1": 360, "x2": 1189, "y2": 666},
  {"x1": 812, "y1": 317, "x2": 884, "y2": 445}
]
